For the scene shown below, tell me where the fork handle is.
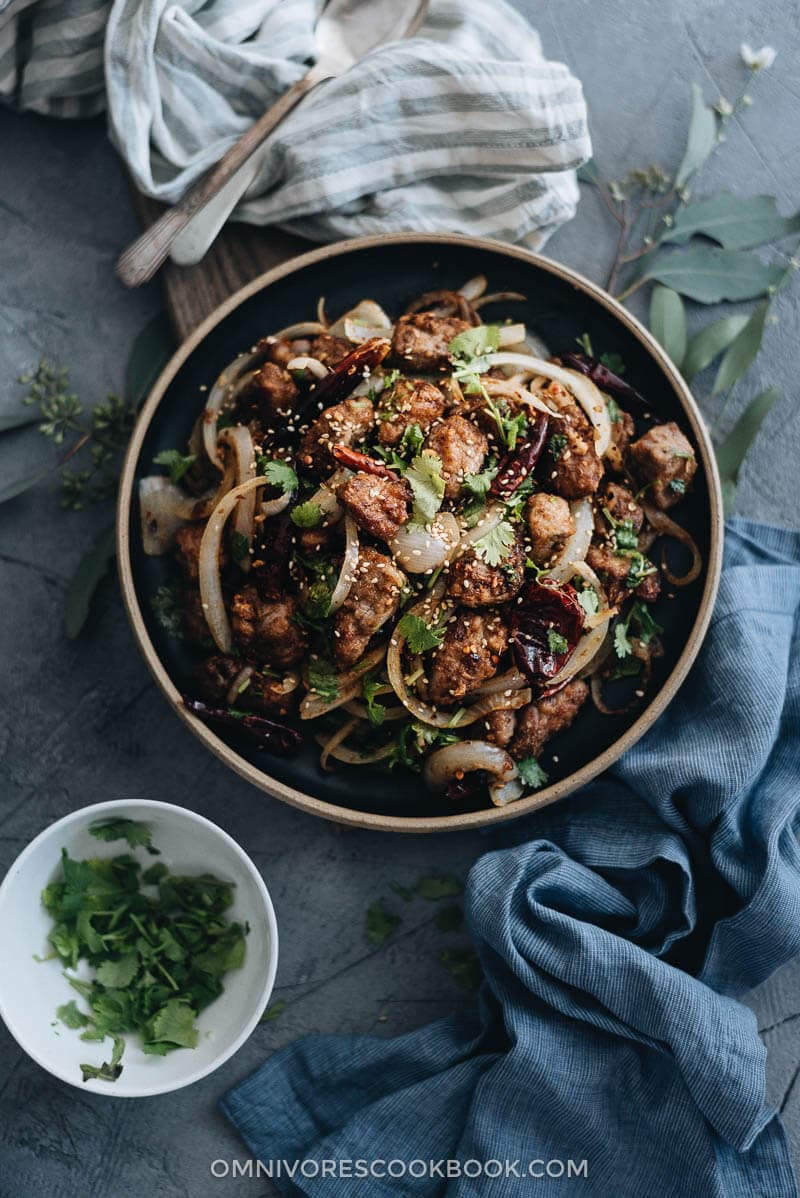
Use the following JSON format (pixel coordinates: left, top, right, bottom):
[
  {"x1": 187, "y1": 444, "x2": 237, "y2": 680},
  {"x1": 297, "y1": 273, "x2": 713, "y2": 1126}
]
[{"x1": 116, "y1": 67, "x2": 326, "y2": 288}]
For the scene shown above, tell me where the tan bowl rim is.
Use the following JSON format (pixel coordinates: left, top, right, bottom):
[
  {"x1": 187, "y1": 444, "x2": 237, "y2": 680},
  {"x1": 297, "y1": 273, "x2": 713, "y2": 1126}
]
[{"x1": 117, "y1": 231, "x2": 723, "y2": 834}]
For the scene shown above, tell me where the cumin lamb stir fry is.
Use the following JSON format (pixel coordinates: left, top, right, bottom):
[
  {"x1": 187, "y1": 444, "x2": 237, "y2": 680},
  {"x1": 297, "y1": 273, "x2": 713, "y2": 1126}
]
[{"x1": 141, "y1": 277, "x2": 702, "y2": 809}]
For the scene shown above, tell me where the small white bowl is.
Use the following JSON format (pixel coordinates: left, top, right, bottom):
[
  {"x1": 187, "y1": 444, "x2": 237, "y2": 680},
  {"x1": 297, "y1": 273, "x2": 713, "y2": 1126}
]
[{"x1": 0, "y1": 799, "x2": 278, "y2": 1097}]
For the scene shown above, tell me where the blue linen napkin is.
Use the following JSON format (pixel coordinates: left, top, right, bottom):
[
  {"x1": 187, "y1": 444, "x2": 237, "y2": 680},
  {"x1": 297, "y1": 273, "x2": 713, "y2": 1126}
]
[{"x1": 222, "y1": 517, "x2": 800, "y2": 1197}]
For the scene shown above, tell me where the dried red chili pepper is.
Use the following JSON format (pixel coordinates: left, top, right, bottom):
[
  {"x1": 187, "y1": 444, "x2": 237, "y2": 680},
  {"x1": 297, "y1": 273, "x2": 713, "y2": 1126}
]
[
  {"x1": 509, "y1": 580, "x2": 585, "y2": 692},
  {"x1": 331, "y1": 444, "x2": 400, "y2": 480},
  {"x1": 304, "y1": 337, "x2": 391, "y2": 411},
  {"x1": 558, "y1": 351, "x2": 646, "y2": 407},
  {"x1": 184, "y1": 696, "x2": 302, "y2": 756},
  {"x1": 489, "y1": 412, "x2": 549, "y2": 498}
]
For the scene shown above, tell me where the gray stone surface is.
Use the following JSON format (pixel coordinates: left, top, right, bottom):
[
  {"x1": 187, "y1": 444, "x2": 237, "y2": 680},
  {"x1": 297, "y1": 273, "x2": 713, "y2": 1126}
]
[{"x1": 0, "y1": 3, "x2": 798, "y2": 1195}]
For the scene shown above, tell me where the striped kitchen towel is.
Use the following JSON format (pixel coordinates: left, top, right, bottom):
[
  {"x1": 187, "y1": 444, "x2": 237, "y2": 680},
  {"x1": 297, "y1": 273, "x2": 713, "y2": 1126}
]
[{"x1": 0, "y1": 0, "x2": 591, "y2": 247}]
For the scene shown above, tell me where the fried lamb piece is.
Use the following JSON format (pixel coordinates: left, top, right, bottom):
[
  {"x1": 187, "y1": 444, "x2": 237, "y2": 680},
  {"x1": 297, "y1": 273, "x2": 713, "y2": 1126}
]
[
  {"x1": 483, "y1": 708, "x2": 517, "y2": 748},
  {"x1": 338, "y1": 472, "x2": 411, "y2": 543},
  {"x1": 627, "y1": 422, "x2": 697, "y2": 509},
  {"x1": 377, "y1": 378, "x2": 445, "y2": 447},
  {"x1": 193, "y1": 654, "x2": 298, "y2": 718},
  {"x1": 596, "y1": 481, "x2": 644, "y2": 533},
  {"x1": 236, "y1": 362, "x2": 299, "y2": 425},
  {"x1": 230, "y1": 587, "x2": 308, "y2": 669},
  {"x1": 391, "y1": 313, "x2": 470, "y2": 372},
  {"x1": 428, "y1": 610, "x2": 508, "y2": 706},
  {"x1": 307, "y1": 333, "x2": 353, "y2": 367},
  {"x1": 539, "y1": 381, "x2": 604, "y2": 499},
  {"x1": 424, "y1": 414, "x2": 488, "y2": 499},
  {"x1": 333, "y1": 547, "x2": 405, "y2": 669},
  {"x1": 174, "y1": 522, "x2": 226, "y2": 584},
  {"x1": 525, "y1": 493, "x2": 575, "y2": 567},
  {"x1": 298, "y1": 397, "x2": 374, "y2": 475},
  {"x1": 509, "y1": 679, "x2": 589, "y2": 760},
  {"x1": 446, "y1": 533, "x2": 526, "y2": 608}
]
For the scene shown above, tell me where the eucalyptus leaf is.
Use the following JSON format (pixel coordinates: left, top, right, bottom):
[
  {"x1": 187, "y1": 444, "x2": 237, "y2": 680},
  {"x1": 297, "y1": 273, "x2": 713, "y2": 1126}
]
[
  {"x1": 649, "y1": 286, "x2": 687, "y2": 368},
  {"x1": 711, "y1": 300, "x2": 769, "y2": 396},
  {"x1": 715, "y1": 386, "x2": 779, "y2": 500},
  {"x1": 681, "y1": 314, "x2": 750, "y2": 382},
  {"x1": 125, "y1": 311, "x2": 175, "y2": 409},
  {"x1": 577, "y1": 159, "x2": 601, "y2": 186},
  {"x1": 641, "y1": 248, "x2": 783, "y2": 303},
  {"x1": 64, "y1": 523, "x2": 117, "y2": 639},
  {"x1": 663, "y1": 194, "x2": 800, "y2": 250},
  {"x1": 0, "y1": 408, "x2": 39, "y2": 434},
  {"x1": 0, "y1": 465, "x2": 53, "y2": 505},
  {"x1": 675, "y1": 83, "x2": 717, "y2": 189}
]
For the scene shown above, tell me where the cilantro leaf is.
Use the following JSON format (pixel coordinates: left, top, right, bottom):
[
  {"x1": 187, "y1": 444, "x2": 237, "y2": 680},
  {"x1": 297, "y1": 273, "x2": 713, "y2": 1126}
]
[
  {"x1": 448, "y1": 324, "x2": 500, "y2": 361},
  {"x1": 614, "y1": 621, "x2": 633, "y2": 659},
  {"x1": 366, "y1": 902, "x2": 401, "y2": 946},
  {"x1": 153, "y1": 449, "x2": 196, "y2": 484},
  {"x1": 463, "y1": 464, "x2": 498, "y2": 497},
  {"x1": 576, "y1": 586, "x2": 600, "y2": 617},
  {"x1": 362, "y1": 676, "x2": 386, "y2": 727},
  {"x1": 89, "y1": 818, "x2": 159, "y2": 856},
  {"x1": 606, "y1": 396, "x2": 623, "y2": 423},
  {"x1": 406, "y1": 453, "x2": 445, "y2": 525},
  {"x1": 517, "y1": 755, "x2": 549, "y2": 789},
  {"x1": 669, "y1": 478, "x2": 686, "y2": 494},
  {"x1": 57, "y1": 1000, "x2": 90, "y2": 1029},
  {"x1": 95, "y1": 954, "x2": 139, "y2": 990},
  {"x1": 258, "y1": 458, "x2": 298, "y2": 493},
  {"x1": 401, "y1": 423, "x2": 425, "y2": 456},
  {"x1": 307, "y1": 657, "x2": 340, "y2": 701},
  {"x1": 145, "y1": 998, "x2": 199, "y2": 1049},
  {"x1": 80, "y1": 1034, "x2": 124, "y2": 1084},
  {"x1": 549, "y1": 432, "x2": 568, "y2": 460},
  {"x1": 629, "y1": 600, "x2": 663, "y2": 645},
  {"x1": 546, "y1": 629, "x2": 569, "y2": 655},
  {"x1": 398, "y1": 613, "x2": 445, "y2": 654},
  {"x1": 600, "y1": 352, "x2": 626, "y2": 375},
  {"x1": 473, "y1": 519, "x2": 516, "y2": 567},
  {"x1": 290, "y1": 501, "x2": 323, "y2": 528}
]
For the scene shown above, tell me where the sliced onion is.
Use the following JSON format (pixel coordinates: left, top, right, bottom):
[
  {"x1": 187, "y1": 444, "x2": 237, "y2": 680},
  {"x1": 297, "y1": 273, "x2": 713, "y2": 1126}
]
[
  {"x1": 313, "y1": 733, "x2": 395, "y2": 766},
  {"x1": 423, "y1": 740, "x2": 524, "y2": 807},
  {"x1": 308, "y1": 467, "x2": 352, "y2": 524},
  {"x1": 199, "y1": 475, "x2": 267, "y2": 653},
  {"x1": 344, "y1": 700, "x2": 407, "y2": 722},
  {"x1": 455, "y1": 501, "x2": 505, "y2": 556},
  {"x1": 473, "y1": 290, "x2": 527, "y2": 310},
  {"x1": 641, "y1": 503, "x2": 703, "y2": 587},
  {"x1": 139, "y1": 476, "x2": 197, "y2": 555},
  {"x1": 219, "y1": 425, "x2": 256, "y2": 571},
  {"x1": 261, "y1": 491, "x2": 292, "y2": 518},
  {"x1": 547, "y1": 499, "x2": 594, "y2": 584},
  {"x1": 472, "y1": 667, "x2": 527, "y2": 698},
  {"x1": 485, "y1": 353, "x2": 612, "y2": 456},
  {"x1": 273, "y1": 320, "x2": 327, "y2": 341},
  {"x1": 203, "y1": 346, "x2": 271, "y2": 471},
  {"x1": 497, "y1": 323, "x2": 527, "y2": 348},
  {"x1": 390, "y1": 512, "x2": 460, "y2": 574},
  {"x1": 287, "y1": 356, "x2": 329, "y2": 380},
  {"x1": 319, "y1": 715, "x2": 361, "y2": 771},
  {"x1": 328, "y1": 514, "x2": 360, "y2": 613},
  {"x1": 329, "y1": 300, "x2": 392, "y2": 340},
  {"x1": 547, "y1": 562, "x2": 612, "y2": 686},
  {"x1": 458, "y1": 275, "x2": 488, "y2": 301},
  {"x1": 226, "y1": 665, "x2": 254, "y2": 707},
  {"x1": 483, "y1": 376, "x2": 563, "y2": 421},
  {"x1": 316, "y1": 297, "x2": 329, "y2": 327},
  {"x1": 299, "y1": 645, "x2": 386, "y2": 720}
]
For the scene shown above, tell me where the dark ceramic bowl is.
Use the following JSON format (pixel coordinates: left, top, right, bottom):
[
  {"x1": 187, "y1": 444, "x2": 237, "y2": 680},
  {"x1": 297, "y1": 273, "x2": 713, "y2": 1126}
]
[{"x1": 118, "y1": 234, "x2": 722, "y2": 832}]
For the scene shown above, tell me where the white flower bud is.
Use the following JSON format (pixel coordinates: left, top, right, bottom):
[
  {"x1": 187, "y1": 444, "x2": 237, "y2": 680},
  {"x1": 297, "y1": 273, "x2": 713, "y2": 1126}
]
[{"x1": 740, "y1": 42, "x2": 777, "y2": 70}]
